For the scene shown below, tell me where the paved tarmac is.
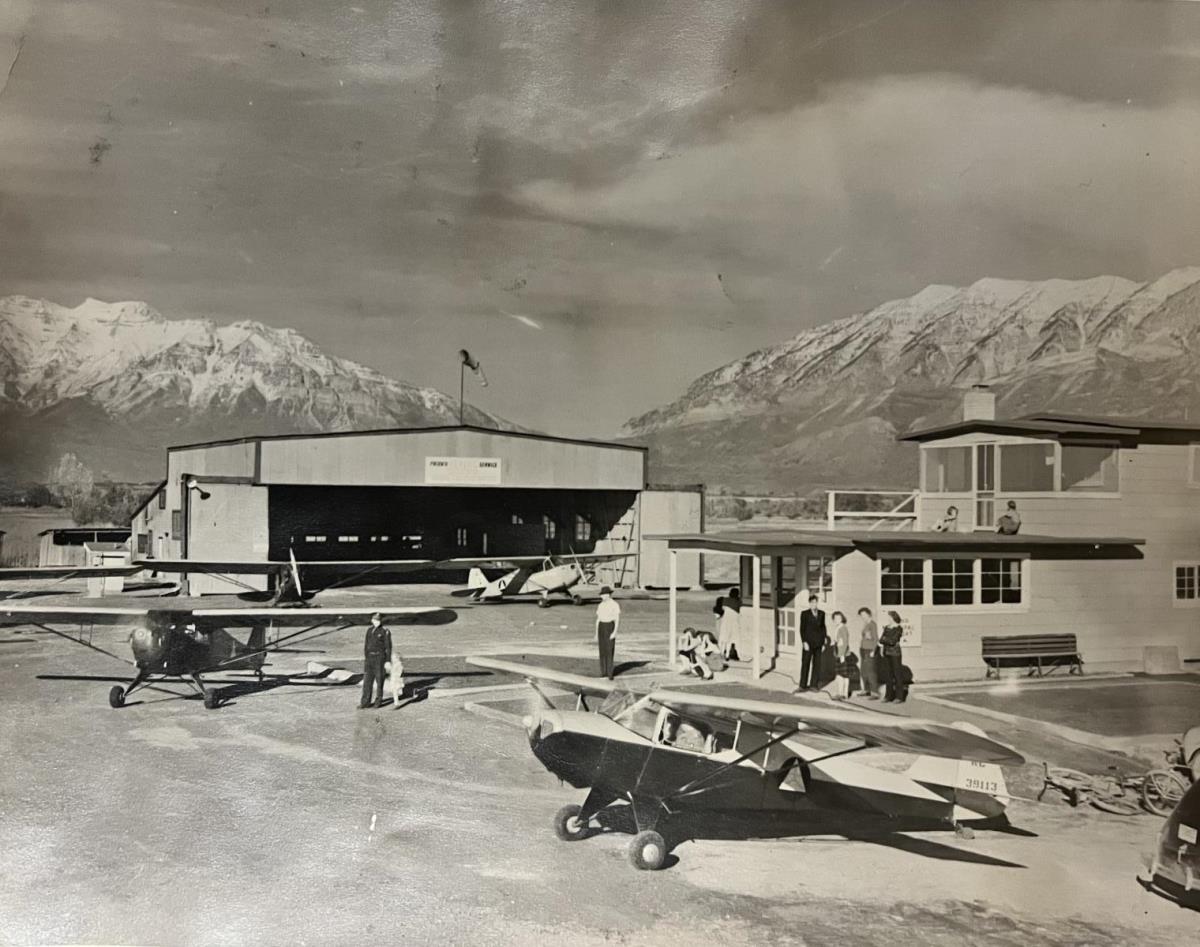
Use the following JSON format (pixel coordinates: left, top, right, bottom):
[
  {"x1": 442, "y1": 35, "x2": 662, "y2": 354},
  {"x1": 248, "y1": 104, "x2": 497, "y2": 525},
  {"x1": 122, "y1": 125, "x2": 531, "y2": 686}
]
[{"x1": 0, "y1": 587, "x2": 1196, "y2": 945}]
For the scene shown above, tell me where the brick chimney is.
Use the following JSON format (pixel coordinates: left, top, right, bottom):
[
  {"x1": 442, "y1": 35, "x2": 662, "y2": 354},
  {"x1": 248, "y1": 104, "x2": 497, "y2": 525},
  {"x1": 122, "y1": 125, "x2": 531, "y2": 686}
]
[{"x1": 963, "y1": 384, "x2": 996, "y2": 421}]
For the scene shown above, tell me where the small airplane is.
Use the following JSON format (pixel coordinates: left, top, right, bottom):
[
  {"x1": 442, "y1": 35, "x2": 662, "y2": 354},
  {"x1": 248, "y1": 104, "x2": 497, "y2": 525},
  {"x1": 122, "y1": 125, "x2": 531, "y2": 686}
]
[
  {"x1": 1, "y1": 602, "x2": 455, "y2": 710},
  {"x1": 467, "y1": 656, "x2": 1025, "y2": 870},
  {"x1": 442, "y1": 552, "x2": 636, "y2": 607}
]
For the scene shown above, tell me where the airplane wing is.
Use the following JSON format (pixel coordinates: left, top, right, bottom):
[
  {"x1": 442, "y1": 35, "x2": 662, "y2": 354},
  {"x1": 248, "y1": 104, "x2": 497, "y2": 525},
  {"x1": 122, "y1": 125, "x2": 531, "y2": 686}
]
[
  {"x1": 465, "y1": 655, "x2": 626, "y2": 698},
  {"x1": 567, "y1": 552, "x2": 638, "y2": 564},
  {"x1": 0, "y1": 565, "x2": 144, "y2": 580},
  {"x1": 436, "y1": 556, "x2": 548, "y2": 570},
  {"x1": 0, "y1": 604, "x2": 151, "y2": 625},
  {"x1": 134, "y1": 559, "x2": 435, "y2": 575},
  {"x1": 647, "y1": 689, "x2": 1024, "y2": 765},
  {"x1": 192, "y1": 605, "x2": 456, "y2": 626}
]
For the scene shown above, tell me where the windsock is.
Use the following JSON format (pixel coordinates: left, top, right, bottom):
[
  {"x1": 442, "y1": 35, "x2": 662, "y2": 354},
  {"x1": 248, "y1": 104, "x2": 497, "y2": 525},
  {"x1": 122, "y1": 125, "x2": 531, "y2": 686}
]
[{"x1": 459, "y1": 349, "x2": 488, "y2": 387}]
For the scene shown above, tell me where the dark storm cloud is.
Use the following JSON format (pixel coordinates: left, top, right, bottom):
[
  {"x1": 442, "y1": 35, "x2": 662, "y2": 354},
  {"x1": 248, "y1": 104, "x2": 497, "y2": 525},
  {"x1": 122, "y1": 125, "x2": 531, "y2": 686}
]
[{"x1": 1, "y1": 0, "x2": 1199, "y2": 434}]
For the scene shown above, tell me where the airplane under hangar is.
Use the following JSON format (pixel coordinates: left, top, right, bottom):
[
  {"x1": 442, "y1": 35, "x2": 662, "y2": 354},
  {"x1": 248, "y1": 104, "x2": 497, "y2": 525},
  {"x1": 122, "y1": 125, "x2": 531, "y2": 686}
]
[{"x1": 130, "y1": 425, "x2": 702, "y2": 596}]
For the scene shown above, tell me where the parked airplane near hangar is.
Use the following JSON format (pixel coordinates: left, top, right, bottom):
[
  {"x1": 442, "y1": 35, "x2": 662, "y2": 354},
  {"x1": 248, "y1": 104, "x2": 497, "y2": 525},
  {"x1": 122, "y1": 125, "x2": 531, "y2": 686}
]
[
  {"x1": 468, "y1": 657, "x2": 1023, "y2": 871},
  {"x1": 0, "y1": 602, "x2": 455, "y2": 710},
  {"x1": 443, "y1": 552, "x2": 636, "y2": 606}
]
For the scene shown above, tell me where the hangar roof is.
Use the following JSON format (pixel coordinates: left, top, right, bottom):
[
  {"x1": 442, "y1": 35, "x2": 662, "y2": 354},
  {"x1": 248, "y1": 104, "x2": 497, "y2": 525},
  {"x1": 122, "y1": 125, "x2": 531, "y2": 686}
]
[{"x1": 169, "y1": 424, "x2": 646, "y2": 455}]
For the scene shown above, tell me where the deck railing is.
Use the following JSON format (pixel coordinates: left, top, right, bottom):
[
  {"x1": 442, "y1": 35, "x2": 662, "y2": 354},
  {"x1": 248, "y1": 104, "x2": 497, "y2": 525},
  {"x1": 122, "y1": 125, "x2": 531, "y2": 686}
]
[{"x1": 825, "y1": 490, "x2": 921, "y2": 531}]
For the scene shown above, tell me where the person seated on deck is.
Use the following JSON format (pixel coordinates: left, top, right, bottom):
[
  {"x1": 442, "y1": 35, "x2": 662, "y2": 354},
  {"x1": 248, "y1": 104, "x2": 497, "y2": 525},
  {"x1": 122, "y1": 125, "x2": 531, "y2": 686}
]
[
  {"x1": 996, "y1": 500, "x2": 1022, "y2": 535},
  {"x1": 932, "y1": 505, "x2": 960, "y2": 532},
  {"x1": 678, "y1": 627, "x2": 723, "y2": 680}
]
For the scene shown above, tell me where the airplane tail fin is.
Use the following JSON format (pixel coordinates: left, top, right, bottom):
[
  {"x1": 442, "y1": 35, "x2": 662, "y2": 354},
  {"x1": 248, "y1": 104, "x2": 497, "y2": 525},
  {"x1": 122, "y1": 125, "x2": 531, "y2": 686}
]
[
  {"x1": 906, "y1": 731, "x2": 1011, "y2": 821},
  {"x1": 467, "y1": 567, "x2": 488, "y2": 591}
]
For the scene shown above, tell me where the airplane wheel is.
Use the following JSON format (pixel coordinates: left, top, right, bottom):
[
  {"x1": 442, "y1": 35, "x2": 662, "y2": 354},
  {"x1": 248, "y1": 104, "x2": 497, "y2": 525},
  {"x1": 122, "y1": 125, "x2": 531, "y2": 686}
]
[
  {"x1": 628, "y1": 830, "x2": 667, "y2": 870},
  {"x1": 108, "y1": 686, "x2": 125, "y2": 709},
  {"x1": 553, "y1": 804, "x2": 590, "y2": 841},
  {"x1": 571, "y1": 594, "x2": 585, "y2": 606},
  {"x1": 537, "y1": 598, "x2": 551, "y2": 609},
  {"x1": 203, "y1": 691, "x2": 219, "y2": 710}
]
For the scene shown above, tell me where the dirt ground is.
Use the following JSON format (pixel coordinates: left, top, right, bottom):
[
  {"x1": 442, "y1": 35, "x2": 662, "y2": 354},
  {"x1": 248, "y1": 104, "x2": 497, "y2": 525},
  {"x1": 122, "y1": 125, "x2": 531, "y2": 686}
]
[{"x1": 0, "y1": 585, "x2": 1195, "y2": 945}]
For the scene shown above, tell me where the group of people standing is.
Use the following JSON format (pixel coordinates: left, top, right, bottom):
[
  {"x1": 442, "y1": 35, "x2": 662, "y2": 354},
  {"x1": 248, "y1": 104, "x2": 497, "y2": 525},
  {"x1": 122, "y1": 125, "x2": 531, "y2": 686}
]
[{"x1": 797, "y1": 597, "x2": 910, "y2": 703}]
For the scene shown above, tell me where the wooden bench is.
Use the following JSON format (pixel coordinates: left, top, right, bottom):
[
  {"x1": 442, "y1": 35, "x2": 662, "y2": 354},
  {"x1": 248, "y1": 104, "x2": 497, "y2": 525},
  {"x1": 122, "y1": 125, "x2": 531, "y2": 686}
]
[{"x1": 981, "y1": 634, "x2": 1083, "y2": 678}]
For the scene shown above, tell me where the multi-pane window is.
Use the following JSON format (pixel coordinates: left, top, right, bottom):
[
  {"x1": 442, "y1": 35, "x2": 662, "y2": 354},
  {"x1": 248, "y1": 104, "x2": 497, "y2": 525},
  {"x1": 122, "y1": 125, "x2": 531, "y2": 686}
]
[
  {"x1": 511, "y1": 514, "x2": 524, "y2": 525},
  {"x1": 1176, "y1": 564, "x2": 1199, "y2": 603},
  {"x1": 880, "y1": 558, "x2": 924, "y2": 606},
  {"x1": 456, "y1": 527, "x2": 469, "y2": 548},
  {"x1": 543, "y1": 515, "x2": 557, "y2": 540},
  {"x1": 337, "y1": 535, "x2": 358, "y2": 543},
  {"x1": 170, "y1": 510, "x2": 182, "y2": 535},
  {"x1": 981, "y1": 558, "x2": 1023, "y2": 604},
  {"x1": 305, "y1": 535, "x2": 327, "y2": 543},
  {"x1": 574, "y1": 514, "x2": 591, "y2": 543},
  {"x1": 158, "y1": 490, "x2": 166, "y2": 510},
  {"x1": 931, "y1": 558, "x2": 974, "y2": 605},
  {"x1": 881, "y1": 556, "x2": 1025, "y2": 608}
]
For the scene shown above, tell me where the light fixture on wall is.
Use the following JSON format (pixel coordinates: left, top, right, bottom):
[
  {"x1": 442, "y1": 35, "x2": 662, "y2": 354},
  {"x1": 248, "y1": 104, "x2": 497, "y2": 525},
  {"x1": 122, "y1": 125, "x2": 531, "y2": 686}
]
[{"x1": 186, "y1": 478, "x2": 211, "y2": 501}]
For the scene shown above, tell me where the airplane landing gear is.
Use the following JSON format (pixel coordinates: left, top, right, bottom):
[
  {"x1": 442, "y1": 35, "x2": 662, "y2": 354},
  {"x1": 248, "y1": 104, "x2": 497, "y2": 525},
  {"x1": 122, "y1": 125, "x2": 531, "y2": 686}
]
[
  {"x1": 553, "y1": 803, "x2": 590, "y2": 841},
  {"x1": 571, "y1": 594, "x2": 584, "y2": 606},
  {"x1": 203, "y1": 690, "x2": 219, "y2": 710},
  {"x1": 537, "y1": 596, "x2": 551, "y2": 609},
  {"x1": 108, "y1": 685, "x2": 125, "y2": 708},
  {"x1": 628, "y1": 830, "x2": 667, "y2": 870}
]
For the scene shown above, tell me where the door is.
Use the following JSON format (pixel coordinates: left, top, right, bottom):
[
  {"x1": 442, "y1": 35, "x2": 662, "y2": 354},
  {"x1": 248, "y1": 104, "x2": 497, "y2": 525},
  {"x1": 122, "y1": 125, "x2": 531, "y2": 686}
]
[
  {"x1": 975, "y1": 443, "x2": 996, "y2": 530},
  {"x1": 774, "y1": 556, "x2": 800, "y2": 662}
]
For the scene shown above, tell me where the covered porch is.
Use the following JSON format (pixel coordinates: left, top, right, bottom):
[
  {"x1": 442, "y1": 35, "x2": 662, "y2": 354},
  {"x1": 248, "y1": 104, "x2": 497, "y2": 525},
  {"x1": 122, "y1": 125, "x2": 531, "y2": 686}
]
[{"x1": 661, "y1": 530, "x2": 857, "y2": 681}]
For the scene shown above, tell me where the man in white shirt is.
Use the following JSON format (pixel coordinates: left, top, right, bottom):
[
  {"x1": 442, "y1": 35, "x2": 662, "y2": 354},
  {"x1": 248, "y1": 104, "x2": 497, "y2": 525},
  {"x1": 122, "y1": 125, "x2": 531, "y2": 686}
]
[{"x1": 594, "y1": 586, "x2": 621, "y2": 680}]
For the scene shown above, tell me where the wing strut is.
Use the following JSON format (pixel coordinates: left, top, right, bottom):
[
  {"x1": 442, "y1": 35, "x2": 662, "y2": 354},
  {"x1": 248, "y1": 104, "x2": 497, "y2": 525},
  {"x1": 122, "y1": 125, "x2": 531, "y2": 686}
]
[
  {"x1": 27, "y1": 621, "x2": 136, "y2": 665},
  {"x1": 666, "y1": 727, "x2": 803, "y2": 803}
]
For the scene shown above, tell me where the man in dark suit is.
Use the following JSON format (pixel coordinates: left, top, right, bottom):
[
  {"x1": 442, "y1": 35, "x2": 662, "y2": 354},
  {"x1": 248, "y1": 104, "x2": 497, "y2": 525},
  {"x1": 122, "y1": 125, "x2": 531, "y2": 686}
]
[{"x1": 797, "y1": 593, "x2": 827, "y2": 692}]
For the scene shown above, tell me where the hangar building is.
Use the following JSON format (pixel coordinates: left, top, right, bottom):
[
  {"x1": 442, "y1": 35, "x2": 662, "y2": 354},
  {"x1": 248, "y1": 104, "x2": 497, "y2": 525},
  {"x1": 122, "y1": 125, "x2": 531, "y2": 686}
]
[{"x1": 131, "y1": 425, "x2": 702, "y2": 595}]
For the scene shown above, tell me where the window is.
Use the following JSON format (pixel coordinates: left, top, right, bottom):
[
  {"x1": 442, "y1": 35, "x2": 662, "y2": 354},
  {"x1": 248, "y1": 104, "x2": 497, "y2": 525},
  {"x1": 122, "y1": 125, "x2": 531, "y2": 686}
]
[
  {"x1": 1062, "y1": 442, "x2": 1118, "y2": 492},
  {"x1": 157, "y1": 490, "x2": 166, "y2": 510},
  {"x1": 931, "y1": 558, "x2": 974, "y2": 605},
  {"x1": 543, "y1": 515, "x2": 557, "y2": 540},
  {"x1": 923, "y1": 446, "x2": 972, "y2": 493},
  {"x1": 456, "y1": 527, "x2": 468, "y2": 548},
  {"x1": 337, "y1": 535, "x2": 358, "y2": 543},
  {"x1": 136, "y1": 533, "x2": 149, "y2": 555},
  {"x1": 880, "y1": 558, "x2": 924, "y2": 606},
  {"x1": 981, "y1": 558, "x2": 1023, "y2": 604},
  {"x1": 574, "y1": 514, "x2": 591, "y2": 543},
  {"x1": 170, "y1": 510, "x2": 182, "y2": 535},
  {"x1": 511, "y1": 514, "x2": 524, "y2": 525},
  {"x1": 999, "y1": 443, "x2": 1055, "y2": 492},
  {"x1": 1176, "y1": 564, "x2": 1200, "y2": 604},
  {"x1": 1190, "y1": 446, "x2": 1200, "y2": 487},
  {"x1": 805, "y1": 555, "x2": 833, "y2": 601},
  {"x1": 305, "y1": 535, "x2": 327, "y2": 543}
]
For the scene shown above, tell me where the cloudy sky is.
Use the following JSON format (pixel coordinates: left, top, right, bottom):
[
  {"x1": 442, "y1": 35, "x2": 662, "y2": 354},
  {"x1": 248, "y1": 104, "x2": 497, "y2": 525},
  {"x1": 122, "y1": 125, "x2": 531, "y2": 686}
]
[{"x1": 2, "y1": 0, "x2": 1199, "y2": 434}]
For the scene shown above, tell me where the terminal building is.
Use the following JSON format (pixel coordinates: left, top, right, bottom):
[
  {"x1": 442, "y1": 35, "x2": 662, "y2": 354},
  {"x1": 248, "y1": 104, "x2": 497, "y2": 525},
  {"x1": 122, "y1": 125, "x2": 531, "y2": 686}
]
[
  {"x1": 131, "y1": 425, "x2": 702, "y2": 595},
  {"x1": 656, "y1": 390, "x2": 1200, "y2": 682}
]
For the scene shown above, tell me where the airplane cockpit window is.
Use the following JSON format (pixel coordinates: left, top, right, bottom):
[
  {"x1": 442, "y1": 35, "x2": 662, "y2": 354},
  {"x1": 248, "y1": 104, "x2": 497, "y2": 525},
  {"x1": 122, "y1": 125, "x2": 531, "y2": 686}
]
[{"x1": 656, "y1": 711, "x2": 714, "y2": 754}]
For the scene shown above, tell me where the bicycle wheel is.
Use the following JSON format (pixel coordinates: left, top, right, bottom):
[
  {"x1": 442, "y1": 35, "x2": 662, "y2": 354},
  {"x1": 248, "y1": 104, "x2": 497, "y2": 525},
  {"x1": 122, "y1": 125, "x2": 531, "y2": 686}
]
[
  {"x1": 1141, "y1": 769, "x2": 1188, "y2": 817},
  {"x1": 1091, "y1": 795, "x2": 1143, "y2": 817}
]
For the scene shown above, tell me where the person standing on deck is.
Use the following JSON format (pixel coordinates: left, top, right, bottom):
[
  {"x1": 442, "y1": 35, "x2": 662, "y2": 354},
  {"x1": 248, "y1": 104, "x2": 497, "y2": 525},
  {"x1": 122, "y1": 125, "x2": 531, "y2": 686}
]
[
  {"x1": 594, "y1": 586, "x2": 621, "y2": 680},
  {"x1": 880, "y1": 610, "x2": 908, "y2": 703},
  {"x1": 797, "y1": 593, "x2": 827, "y2": 692}
]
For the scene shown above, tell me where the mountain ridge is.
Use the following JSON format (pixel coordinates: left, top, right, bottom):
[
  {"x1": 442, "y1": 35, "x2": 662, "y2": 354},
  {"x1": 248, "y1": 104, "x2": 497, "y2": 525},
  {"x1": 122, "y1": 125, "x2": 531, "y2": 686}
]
[
  {"x1": 0, "y1": 295, "x2": 516, "y2": 482},
  {"x1": 625, "y1": 267, "x2": 1200, "y2": 494}
]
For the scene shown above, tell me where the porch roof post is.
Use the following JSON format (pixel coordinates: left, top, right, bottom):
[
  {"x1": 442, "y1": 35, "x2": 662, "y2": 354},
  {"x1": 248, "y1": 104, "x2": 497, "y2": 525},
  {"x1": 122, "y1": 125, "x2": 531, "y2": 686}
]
[
  {"x1": 668, "y1": 549, "x2": 678, "y2": 667},
  {"x1": 751, "y1": 553, "x2": 762, "y2": 679}
]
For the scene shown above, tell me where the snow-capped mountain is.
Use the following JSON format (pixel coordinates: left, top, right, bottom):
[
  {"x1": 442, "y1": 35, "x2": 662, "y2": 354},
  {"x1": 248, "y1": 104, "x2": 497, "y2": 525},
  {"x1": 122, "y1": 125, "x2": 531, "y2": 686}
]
[
  {"x1": 0, "y1": 296, "x2": 515, "y2": 481},
  {"x1": 625, "y1": 268, "x2": 1200, "y2": 494}
]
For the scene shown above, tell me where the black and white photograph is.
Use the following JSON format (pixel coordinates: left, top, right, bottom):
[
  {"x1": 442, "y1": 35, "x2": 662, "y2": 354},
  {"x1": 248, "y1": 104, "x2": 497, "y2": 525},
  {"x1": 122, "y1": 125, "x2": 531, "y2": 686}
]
[{"x1": 1, "y1": 1, "x2": 1199, "y2": 944}]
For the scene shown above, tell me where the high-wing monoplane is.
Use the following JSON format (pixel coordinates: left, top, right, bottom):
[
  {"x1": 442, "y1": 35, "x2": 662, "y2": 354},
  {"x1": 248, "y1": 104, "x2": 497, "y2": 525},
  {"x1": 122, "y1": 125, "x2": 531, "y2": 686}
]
[
  {"x1": 1, "y1": 602, "x2": 455, "y2": 710},
  {"x1": 467, "y1": 657, "x2": 1025, "y2": 870},
  {"x1": 443, "y1": 552, "x2": 636, "y2": 606}
]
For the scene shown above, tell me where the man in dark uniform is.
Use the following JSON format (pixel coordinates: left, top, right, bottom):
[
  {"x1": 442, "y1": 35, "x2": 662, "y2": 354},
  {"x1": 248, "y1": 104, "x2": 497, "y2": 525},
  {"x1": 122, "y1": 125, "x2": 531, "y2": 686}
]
[
  {"x1": 798, "y1": 593, "x2": 827, "y2": 692},
  {"x1": 360, "y1": 612, "x2": 392, "y2": 709}
]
